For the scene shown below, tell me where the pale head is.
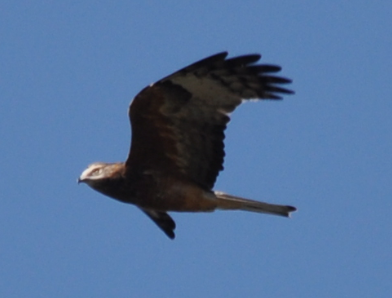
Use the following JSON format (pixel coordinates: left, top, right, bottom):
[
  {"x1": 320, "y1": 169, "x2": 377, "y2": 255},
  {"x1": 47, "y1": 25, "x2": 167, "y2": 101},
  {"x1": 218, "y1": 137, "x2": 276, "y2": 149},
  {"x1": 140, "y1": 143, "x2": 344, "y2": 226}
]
[
  {"x1": 78, "y1": 162, "x2": 124, "y2": 186},
  {"x1": 78, "y1": 162, "x2": 108, "y2": 185}
]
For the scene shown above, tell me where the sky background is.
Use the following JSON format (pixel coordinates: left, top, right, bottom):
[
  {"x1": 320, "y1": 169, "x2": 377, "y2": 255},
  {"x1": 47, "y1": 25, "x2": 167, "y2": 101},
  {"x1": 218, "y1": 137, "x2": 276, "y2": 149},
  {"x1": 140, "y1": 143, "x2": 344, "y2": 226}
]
[{"x1": 1, "y1": 1, "x2": 391, "y2": 297}]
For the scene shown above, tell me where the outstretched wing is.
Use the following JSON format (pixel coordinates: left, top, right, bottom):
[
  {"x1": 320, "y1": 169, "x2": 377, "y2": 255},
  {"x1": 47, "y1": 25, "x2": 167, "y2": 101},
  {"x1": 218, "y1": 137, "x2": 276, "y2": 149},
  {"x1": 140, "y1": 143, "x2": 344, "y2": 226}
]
[
  {"x1": 141, "y1": 209, "x2": 176, "y2": 239},
  {"x1": 126, "y1": 52, "x2": 293, "y2": 190}
]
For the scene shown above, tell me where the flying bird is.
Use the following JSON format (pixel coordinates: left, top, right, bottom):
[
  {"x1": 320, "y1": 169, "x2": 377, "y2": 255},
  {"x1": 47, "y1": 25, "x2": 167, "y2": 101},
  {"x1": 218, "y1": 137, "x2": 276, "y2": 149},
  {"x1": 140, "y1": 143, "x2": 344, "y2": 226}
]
[{"x1": 78, "y1": 52, "x2": 296, "y2": 239}]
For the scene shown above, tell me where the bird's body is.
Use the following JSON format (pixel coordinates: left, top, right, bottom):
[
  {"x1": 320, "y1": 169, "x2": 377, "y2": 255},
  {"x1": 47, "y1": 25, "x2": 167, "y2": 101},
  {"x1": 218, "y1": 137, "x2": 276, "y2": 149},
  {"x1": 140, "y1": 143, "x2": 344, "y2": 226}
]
[
  {"x1": 85, "y1": 163, "x2": 217, "y2": 211},
  {"x1": 79, "y1": 52, "x2": 296, "y2": 239}
]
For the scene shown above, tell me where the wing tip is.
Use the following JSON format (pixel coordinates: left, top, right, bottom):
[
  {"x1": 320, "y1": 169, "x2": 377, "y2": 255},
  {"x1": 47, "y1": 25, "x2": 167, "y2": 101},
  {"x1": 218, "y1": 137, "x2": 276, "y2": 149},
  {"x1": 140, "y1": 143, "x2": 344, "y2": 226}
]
[
  {"x1": 286, "y1": 205, "x2": 297, "y2": 218},
  {"x1": 166, "y1": 231, "x2": 176, "y2": 240},
  {"x1": 141, "y1": 209, "x2": 177, "y2": 240}
]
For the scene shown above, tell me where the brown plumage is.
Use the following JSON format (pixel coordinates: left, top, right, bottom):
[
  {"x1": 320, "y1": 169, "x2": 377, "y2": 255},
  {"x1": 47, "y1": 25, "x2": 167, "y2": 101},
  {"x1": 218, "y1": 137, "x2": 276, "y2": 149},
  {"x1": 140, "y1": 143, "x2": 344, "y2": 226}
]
[{"x1": 78, "y1": 52, "x2": 296, "y2": 239}]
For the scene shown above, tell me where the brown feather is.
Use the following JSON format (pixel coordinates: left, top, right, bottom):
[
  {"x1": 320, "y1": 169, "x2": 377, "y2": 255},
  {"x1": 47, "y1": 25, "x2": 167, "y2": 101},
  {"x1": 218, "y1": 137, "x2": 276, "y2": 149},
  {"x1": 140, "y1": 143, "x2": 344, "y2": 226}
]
[{"x1": 126, "y1": 52, "x2": 293, "y2": 190}]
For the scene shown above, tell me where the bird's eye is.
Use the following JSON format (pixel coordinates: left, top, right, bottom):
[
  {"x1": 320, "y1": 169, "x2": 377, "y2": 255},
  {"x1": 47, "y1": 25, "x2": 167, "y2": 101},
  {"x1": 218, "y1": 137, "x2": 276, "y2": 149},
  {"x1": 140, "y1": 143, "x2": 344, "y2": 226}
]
[{"x1": 91, "y1": 168, "x2": 102, "y2": 176}]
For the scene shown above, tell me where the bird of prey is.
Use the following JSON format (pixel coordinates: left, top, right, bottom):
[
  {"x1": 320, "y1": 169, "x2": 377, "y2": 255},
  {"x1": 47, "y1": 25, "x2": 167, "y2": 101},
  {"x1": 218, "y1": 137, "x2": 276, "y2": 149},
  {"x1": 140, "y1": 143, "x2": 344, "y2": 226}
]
[{"x1": 78, "y1": 52, "x2": 296, "y2": 239}]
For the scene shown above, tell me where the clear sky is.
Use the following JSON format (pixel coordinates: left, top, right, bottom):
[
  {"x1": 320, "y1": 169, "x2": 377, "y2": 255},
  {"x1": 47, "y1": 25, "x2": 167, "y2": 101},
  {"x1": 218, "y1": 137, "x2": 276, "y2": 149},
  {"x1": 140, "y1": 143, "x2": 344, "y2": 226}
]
[{"x1": 1, "y1": 1, "x2": 391, "y2": 297}]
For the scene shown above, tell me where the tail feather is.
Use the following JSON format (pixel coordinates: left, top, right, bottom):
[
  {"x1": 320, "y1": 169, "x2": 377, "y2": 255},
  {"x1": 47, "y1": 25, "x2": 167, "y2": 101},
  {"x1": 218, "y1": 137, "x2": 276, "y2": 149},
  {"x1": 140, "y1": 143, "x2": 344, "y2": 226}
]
[{"x1": 214, "y1": 191, "x2": 296, "y2": 217}]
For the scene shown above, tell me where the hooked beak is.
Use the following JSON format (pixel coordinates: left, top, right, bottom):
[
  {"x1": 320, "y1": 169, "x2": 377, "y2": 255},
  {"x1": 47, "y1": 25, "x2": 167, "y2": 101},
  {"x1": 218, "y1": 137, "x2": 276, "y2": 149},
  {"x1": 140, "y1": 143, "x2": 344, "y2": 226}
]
[{"x1": 78, "y1": 168, "x2": 91, "y2": 184}]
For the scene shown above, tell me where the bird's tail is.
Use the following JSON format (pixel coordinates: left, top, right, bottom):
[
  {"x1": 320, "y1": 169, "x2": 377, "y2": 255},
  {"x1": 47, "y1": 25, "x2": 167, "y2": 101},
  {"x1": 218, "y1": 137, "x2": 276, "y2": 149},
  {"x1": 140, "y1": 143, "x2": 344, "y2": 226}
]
[{"x1": 214, "y1": 191, "x2": 296, "y2": 217}]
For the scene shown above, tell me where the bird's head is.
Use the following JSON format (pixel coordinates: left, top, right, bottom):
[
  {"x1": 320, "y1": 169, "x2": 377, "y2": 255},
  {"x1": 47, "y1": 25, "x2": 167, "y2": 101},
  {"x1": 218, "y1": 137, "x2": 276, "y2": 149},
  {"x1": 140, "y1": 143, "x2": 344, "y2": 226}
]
[
  {"x1": 78, "y1": 162, "x2": 127, "y2": 201},
  {"x1": 78, "y1": 162, "x2": 125, "y2": 187}
]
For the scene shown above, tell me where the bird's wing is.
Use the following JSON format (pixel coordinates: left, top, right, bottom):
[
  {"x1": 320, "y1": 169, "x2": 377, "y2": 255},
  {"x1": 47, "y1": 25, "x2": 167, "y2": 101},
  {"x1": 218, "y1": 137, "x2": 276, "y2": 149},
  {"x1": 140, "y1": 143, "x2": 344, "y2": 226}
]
[
  {"x1": 141, "y1": 209, "x2": 176, "y2": 239},
  {"x1": 126, "y1": 52, "x2": 293, "y2": 189}
]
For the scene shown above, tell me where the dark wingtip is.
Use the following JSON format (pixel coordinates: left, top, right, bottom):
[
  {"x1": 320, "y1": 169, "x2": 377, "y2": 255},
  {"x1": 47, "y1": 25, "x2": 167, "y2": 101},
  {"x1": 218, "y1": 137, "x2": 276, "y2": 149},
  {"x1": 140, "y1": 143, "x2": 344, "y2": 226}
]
[
  {"x1": 288, "y1": 206, "x2": 297, "y2": 212},
  {"x1": 142, "y1": 210, "x2": 177, "y2": 240},
  {"x1": 225, "y1": 54, "x2": 261, "y2": 66},
  {"x1": 287, "y1": 205, "x2": 297, "y2": 218},
  {"x1": 161, "y1": 222, "x2": 176, "y2": 240},
  {"x1": 166, "y1": 231, "x2": 176, "y2": 240}
]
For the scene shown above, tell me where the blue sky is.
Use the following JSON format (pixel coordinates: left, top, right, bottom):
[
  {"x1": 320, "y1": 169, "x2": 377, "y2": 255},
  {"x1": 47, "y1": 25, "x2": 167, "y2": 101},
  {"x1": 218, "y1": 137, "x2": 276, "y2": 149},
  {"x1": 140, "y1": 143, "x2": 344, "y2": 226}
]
[{"x1": 1, "y1": 1, "x2": 391, "y2": 297}]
